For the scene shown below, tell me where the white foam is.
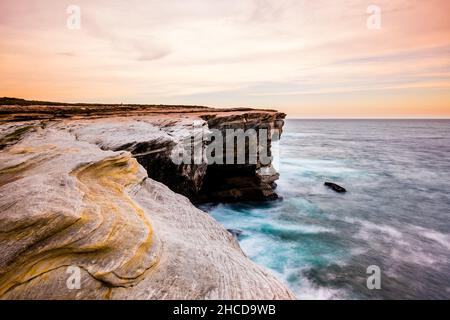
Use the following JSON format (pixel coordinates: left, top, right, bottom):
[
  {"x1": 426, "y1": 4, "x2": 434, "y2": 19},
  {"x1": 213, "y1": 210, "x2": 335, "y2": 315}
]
[
  {"x1": 294, "y1": 278, "x2": 348, "y2": 300},
  {"x1": 411, "y1": 225, "x2": 450, "y2": 250},
  {"x1": 345, "y1": 217, "x2": 404, "y2": 240},
  {"x1": 268, "y1": 221, "x2": 335, "y2": 235},
  {"x1": 347, "y1": 217, "x2": 449, "y2": 267}
]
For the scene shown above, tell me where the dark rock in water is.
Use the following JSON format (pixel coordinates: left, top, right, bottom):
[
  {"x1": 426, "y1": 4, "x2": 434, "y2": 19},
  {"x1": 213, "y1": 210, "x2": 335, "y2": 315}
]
[
  {"x1": 324, "y1": 182, "x2": 347, "y2": 193},
  {"x1": 227, "y1": 229, "x2": 243, "y2": 238}
]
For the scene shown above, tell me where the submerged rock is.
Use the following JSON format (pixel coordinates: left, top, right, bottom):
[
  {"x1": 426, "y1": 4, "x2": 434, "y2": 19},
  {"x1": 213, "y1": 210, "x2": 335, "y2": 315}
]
[{"x1": 324, "y1": 182, "x2": 347, "y2": 193}]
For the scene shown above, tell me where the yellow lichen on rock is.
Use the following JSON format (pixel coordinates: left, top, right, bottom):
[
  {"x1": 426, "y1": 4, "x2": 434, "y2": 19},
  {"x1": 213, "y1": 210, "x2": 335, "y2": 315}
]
[
  {"x1": 71, "y1": 154, "x2": 160, "y2": 284},
  {"x1": 0, "y1": 136, "x2": 160, "y2": 297},
  {"x1": 0, "y1": 117, "x2": 294, "y2": 300}
]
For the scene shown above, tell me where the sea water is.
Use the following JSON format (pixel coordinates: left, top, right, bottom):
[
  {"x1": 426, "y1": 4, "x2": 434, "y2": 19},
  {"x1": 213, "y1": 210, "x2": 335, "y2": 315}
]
[{"x1": 200, "y1": 120, "x2": 450, "y2": 299}]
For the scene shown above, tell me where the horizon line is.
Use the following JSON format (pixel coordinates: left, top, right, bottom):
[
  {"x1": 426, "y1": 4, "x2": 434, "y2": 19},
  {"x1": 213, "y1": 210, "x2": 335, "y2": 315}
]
[
  {"x1": 286, "y1": 116, "x2": 450, "y2": 119},
  {"x1": 2, "y1": 97, "x2": 449, "y2": 120}
]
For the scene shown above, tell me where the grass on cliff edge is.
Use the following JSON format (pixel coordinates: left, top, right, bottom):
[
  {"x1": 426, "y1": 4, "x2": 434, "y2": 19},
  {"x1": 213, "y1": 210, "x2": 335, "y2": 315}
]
[{"x1": 0, "y1": 97, "x2": 210, "y2": 109}]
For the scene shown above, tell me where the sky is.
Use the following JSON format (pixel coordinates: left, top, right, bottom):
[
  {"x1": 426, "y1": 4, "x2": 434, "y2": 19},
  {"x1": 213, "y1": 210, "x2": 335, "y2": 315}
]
[{"x1": 0, "y1": 0, "x2": 449, "y2": 118}]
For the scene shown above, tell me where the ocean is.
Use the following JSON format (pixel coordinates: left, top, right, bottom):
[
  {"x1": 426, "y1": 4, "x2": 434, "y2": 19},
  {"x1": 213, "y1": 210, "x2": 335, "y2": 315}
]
[{"x1": 200, "y1": 119, "x2": 450, "y2": 299}]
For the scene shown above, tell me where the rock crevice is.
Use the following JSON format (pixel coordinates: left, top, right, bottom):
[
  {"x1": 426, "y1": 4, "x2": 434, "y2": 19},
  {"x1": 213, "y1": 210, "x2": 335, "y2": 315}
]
[{"x1": 0, "y1": 103, "x2": 293, "y2": 300}]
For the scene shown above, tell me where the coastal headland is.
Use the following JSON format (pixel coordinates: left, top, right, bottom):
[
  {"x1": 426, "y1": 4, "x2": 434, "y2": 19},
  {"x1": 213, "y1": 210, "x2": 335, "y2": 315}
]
[{"x1": 0, "y1": 98, "x2": 294, "y2": 300}]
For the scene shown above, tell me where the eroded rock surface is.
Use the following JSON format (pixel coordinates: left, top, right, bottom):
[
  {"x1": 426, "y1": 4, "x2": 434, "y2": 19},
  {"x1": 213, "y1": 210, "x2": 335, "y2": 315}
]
[{"x1": 0, "y1": 103, "x2": 293, "y2": 300}]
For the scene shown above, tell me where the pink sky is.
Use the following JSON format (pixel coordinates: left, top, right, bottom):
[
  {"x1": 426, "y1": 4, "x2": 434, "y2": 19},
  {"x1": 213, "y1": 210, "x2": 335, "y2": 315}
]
[{"x1": 1, "y1": 0, "x2": 449, "y2": 117}]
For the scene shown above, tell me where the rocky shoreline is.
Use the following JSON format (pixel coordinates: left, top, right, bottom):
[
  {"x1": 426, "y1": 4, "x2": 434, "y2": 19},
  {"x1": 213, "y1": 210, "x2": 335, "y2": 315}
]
[{"x1": 0, "y1": 99, "x2": 294, "y2": 300}]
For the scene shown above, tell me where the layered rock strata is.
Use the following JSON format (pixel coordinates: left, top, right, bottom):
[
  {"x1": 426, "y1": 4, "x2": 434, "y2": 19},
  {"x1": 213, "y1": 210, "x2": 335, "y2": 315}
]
[{"x1": 0, "y1": 102, "x2": 292, "y2": 299}]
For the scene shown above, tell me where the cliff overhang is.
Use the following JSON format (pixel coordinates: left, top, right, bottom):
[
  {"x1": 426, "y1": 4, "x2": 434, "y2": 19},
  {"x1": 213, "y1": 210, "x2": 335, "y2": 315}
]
[{"x1": 0, "y1": 100, "x2": 293, "y2": 300}]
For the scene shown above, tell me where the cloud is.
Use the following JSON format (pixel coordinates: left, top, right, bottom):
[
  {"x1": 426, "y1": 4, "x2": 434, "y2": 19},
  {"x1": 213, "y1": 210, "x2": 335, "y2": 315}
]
[
  {"x1": 0, "y1": 0, "x2": 449, "y2": 116},
  {"x1": 81, "y1": 13, "x2": 171, "y2": 61}
]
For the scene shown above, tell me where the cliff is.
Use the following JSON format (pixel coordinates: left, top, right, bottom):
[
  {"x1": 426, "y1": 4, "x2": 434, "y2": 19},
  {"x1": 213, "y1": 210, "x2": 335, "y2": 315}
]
[{"x1": 0, "y1": 100, "x2": 293, "y2": 299}]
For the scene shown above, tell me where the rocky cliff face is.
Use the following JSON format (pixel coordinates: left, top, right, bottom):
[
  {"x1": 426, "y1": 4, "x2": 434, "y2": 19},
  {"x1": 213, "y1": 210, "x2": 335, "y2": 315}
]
[
  {"x1": 59, "y1": 110, "x2": 285, "y2": 203},
  {"x1": 0, "y1": 102, "x2": 292, "y2": 300},
  {"x1": 197, "y1": 112, "x2": 284, "y2": 202}
]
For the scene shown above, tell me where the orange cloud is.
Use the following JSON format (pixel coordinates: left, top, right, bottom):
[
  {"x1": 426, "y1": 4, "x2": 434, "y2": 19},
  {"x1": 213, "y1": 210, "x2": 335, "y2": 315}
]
[{"x1": 0, "y1": 0, "x2": 449, "y2": 117}]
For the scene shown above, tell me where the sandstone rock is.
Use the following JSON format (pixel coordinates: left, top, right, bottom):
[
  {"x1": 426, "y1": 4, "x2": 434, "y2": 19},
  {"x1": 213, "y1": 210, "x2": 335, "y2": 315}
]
[
  {"x1": 0, "y1": 104, "x2": 294, "y2": 300},
  {"x1": 55, "y1": 110, "x2": 285, "y2": 203}
]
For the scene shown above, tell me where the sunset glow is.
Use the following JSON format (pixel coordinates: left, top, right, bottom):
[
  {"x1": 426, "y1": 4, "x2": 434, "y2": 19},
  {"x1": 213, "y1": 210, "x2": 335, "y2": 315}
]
[{"x1": 1, "y1": 0, "x2": 449, "y2": 117}]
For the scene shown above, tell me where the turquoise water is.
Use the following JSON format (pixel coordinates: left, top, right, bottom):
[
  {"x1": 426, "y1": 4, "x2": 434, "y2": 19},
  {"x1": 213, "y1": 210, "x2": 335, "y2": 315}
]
[{"x1": 200, "y1": 120, "x2": 450, "y2": 299}]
